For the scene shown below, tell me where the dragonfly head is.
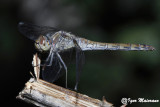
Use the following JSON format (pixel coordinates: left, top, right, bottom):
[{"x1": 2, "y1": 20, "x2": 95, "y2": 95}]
[{"x1": 35, "y1": 35, "x2": 51, "y2": 52}]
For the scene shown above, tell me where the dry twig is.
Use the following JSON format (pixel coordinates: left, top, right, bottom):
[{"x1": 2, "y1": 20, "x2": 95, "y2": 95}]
[{"x1": 16, "y1": 54, "x2": 113, "y2": 107}]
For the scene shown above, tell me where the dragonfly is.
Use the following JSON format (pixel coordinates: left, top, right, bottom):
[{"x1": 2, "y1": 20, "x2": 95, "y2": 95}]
[{"x1": 18, "y1": 22, "x2": 155, "y2": 90}]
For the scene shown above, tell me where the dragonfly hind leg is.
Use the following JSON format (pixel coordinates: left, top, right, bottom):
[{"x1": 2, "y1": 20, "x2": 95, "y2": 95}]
[{"x1": 56, "y1": 52, "x2": 68, "y2": 88}]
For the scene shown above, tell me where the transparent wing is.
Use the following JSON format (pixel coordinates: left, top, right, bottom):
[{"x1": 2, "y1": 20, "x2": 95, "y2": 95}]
[
  {"x1": 74, "y1": 40, "x2": 85, "y2": 90},
  {"x1": 42, "y1": 53, "x2": 65, "y2": 83},
  {"x1": 42, "y1": 49, "x2": 74, "y2": 87},
  {"x1": 18, "y1": 22, "x2": 59, "y2": 41}
]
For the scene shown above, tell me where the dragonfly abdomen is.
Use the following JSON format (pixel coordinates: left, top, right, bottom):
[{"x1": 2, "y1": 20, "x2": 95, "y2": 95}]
[{"x1": 76, "y1": 38, "x2": 155, "y2": 51}]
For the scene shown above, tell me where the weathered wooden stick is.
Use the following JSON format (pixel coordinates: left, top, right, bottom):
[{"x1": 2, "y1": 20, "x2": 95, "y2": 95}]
[
  {"x1": 17, "y1": 78, "x2": 113, "y2": 107},
  {"x1": 16, "y1": 54, "x2": 113, "y2": 107},
  {"x1": 33, "y1": 53, "x2": 40, "y2": 81}
]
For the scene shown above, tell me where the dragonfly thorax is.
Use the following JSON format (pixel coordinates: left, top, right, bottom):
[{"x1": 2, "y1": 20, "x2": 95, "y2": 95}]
[{"x1": 35, "y1": 35, "x2": 51, "y2": 52}]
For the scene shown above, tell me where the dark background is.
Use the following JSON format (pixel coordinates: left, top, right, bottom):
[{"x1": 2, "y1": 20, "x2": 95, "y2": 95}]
[{"x1": 0, "y1": 0, "x2": 160, "y2": 107}]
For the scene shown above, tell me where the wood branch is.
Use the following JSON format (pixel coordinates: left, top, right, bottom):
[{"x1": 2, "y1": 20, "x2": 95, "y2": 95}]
[
  {"x1": 33, "y1": 53, "x2": 40, "y2": 80},
  {"x1": 17, "y1": 78, "x2": 113, "y2": 107},
  {"x1": 16, "y1": 54, "x2": 113, "y2": 107}
]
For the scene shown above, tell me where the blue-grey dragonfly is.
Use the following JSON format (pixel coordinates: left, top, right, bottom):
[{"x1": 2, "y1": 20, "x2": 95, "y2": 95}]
[{"x1": 18, "y1": 22, "x2": 155, "y2": 90}]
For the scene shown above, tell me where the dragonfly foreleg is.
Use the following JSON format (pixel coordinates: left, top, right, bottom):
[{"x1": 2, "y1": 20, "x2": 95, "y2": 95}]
[
  {"x1": 56, "y1": 52, "x2": 68, "y2": 88},
  {"x1": 46, "y1": 52, "x2": 54, "y2": 66},
  {"x1": 41, "y1": 47, "x2": 54, "y2": 67},
  {"x1": 46, "y1": 46, "x2": 54, "y2": 62},
  {"x1": 32, "y1": 46, "x2": 53, "y2": 67}
]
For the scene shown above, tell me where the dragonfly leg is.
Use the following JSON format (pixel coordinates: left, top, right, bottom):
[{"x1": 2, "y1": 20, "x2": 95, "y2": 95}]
[
  {"x1": 74, "y1": 83, "x2": 78, "y2": 91},
  {"x1": 33, "y1": 52, "x2": 52, "y2": 66},
  {"x1": 56, "y1": 52, "x2": 68, "y2": 88},
  {"x1": 41, "y1": 47, "x2": 54, "y2": 66},
  {"x1": 46, "y1": 52, "x2": 54, "y2": 66},
  {"x1": 46, "y1": 47, "x2": 53, "y2": 62}
]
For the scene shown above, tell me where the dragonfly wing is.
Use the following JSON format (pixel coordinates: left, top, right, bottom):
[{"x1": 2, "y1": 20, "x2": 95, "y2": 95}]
[
  {"x1": 74, "y1": 41, "x2": 85, "y2": 90},
  {"x1": 18, "y1": 22, "x2": 59, "y2": 41},
  {"x1": 42, "y1": 53, "x2": 65, "y2": 83}
]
